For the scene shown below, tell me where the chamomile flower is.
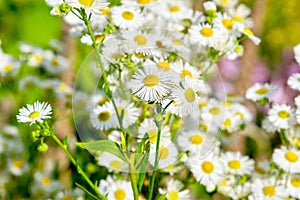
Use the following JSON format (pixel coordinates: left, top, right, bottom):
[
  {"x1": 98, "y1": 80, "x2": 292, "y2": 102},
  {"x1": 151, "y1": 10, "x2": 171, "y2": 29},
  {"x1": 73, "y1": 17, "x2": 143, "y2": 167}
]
[
  {"x1": 228, "y1": 4, "x2": 252, "y2": 27},
  {"x1": 214, "y1": 13, "x2": 236, "y2": 33},
  {"x1": 221, "y1": 111, "x2": 243, "y2": 133},
  {"x1": 201, "y1": 98, "x2": 226, "y2": 127},
  {"x1": 56, "y1": 188, "x2": 84, "y2": 200},
  {"x1": 88, "y1": 90, "x2": 110, "y2": 111},
  {"x1": 43, "y1": 54, "x2": 68, "y2": 74},
  {"x1": 137, "y1": 118, "x2": 171, "y2": 145},
  {"x1": 31, "y1": 171, "x2": 61, "y2": 197},
  {"x1": 176, "y1": 130, "x2": 216, "y2": 156},
  {"x1": 187, "y1": 153, "x2": 223, "y2": 189},
  {"x1": 171, "y1": 60, "x2": 201, "y2": 81},
  {"x1": 171, "y1": 78, "x2": 203, "y2": 116},
  {"x1": 0, "y1": 51, "x2": 21, "y2": 77},
  {"x1": 268, "y1": 104, "x2": 296, "y2": 130},
  {"x1": 239, "y1": 26, "x2": 261, "y2": 45},
  {"x1": 250, "y1": 177, "x2": 285, "y2": 200},
  {"x1": 114, "y1": 98, "x2": 140, "y2": 128},
  {"x1": 90, "y1": 102, "x2": 117, "y2": 130},
  {"x1": 18, "y1": 75, "x2": 42, "y2": 91},
  {"x1": 221, "y1": 151, "x2": 254, "y2": 175},
  {"x1": 272, "y1": 146, "x2": 300, "y2": 173},
  {"x1": 262, "y1": 118, "x2": 277, "y2": 133},
  {"x1": 128, "y1": 66, "x2": 173, "y2": 101},
  {"x1": 65, "y1": 0, "x2": 109, "y2": 14},
  {"x1": 8, "y1": 158, "x2": 29, "y2": 176},
  {"x1": 98, "y1": 152, "x2": 129, "y2": 172},
  {"x1": 213, "y1": 0, "x2": 238, "y2": 9},
  {"x1": 159, "y1": 179, "x2": 191, "y2": 200},
  {"x1": 287, "y1": 73, "x2": 300, "y2": 91},
  {"x1": 149, "y1": 140, "x2": 178, "y2": 168},
  {"x1": 245, "y1": 83, "x2": 277, "y2": 102},
  {"x1": 99, "y1": 176, "x2": 133, "y2": 200},
  {"x1": 111, "y1": 6, "x2": 143, "y2": 30},
  {"x1": 286, "y1": 174, "x2": 300, "y2": 199},
  {"x1": 189, "y1": 23, "x2": 224, "y2": 47},
  {"x1": 16, "y1": 101, "x2": 52, "y2": 125},
  {"x1": 293, "y1": 44, "x2": 300, "y2": 65}
]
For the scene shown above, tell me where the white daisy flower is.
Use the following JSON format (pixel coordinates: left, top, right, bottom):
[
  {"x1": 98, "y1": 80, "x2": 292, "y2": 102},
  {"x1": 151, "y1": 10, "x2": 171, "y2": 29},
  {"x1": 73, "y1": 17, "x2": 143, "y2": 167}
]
[
  {"x1": 128, "y1": 66, "x2": 173, "y2": 101},
  {"x1": 90, "y1": 102, "x2": 117, "y2": 131},
  {"x1": 187, "y1": 153, "x2": 224, "y2": 189},
  {"x1": 114, "y1": 98, "x2": 140, "y2": 128},
  {"x1": 231, "y1": 103, "x2": 252, "y2": 124},
  {"x1": 287, "y1": 73, "x2": 300, "y2": 91},
  {"x1": 65, "y1": 0, "x2": 109, "y2": 14},
  {"x1": 262, "y1": 118, "x2": 277, "y2": 133},
  {"x1": 213, "y1": 0, "x2": 238, "y2": 9},
  {"x1": 272, "y1": 146, "x2": 300, "y2": 173},
  {"x1": 294, "y1": 95, "x2": 300, "y2": 107},
  {"x1": 170, "y1": 60, "x2": 201, "y2": 81},
  {"x1": 239, "y1": 26, "x2": 261, "y2": 45},
  {"x1": 250, "y1": 177, "x2": 285, "y2": 200},
  {"x1": 228, "y1": 4, "x2": 252, "y2": 27},
  {"x1": 293, "y1": 44, "x2": 300, "y2": 65},
  {"x1": 31, "y1": 171, "x2": 61, "y2": 196},
  {"x1": 203, "y1": 1, "x2": 217, "y2": 13},
  {"x1": 214, "y1": 13, "x2": 236, "y2": 32},
  {"x1": 163, "y1": 32, "x2": 190, "y2": 55},
  {"x1": 56, "y1": 188, "x2": 84, "y2": 200},
  {"x1": 221, "y1": 111, "x2": 243, "y2": 133},
  {"x1": 286, "y1": 174, "x2": 300, "y2": 199},
  {"x1": 268, "y1": 104, "x2": 296, "y2": 130},
  {"x1": 111, "y1": 6, "x2": 143, "y2": 30},
  {"x1": 8, "y1": 158, "x2": 29, "y2": 176},
  {"x1": 43, "y1": 54, "x2": 68, "y2": 74},
  {"x1": 99, "y1": 176, "x2": 133, "y2": 200},
  {"x1": 159, "y1": 179, "x2": 190, "y2": 200},
  {"x1": 88, "y1": 90, "x2": 110, "y2": 111},
  {"x1": 220, "y1": 151, "x2": 254, "y2": 175},
  {"x1": 137, "y1": 118, "x2": 171, "y2": 145},
  {"x1": 149, "y1": 139, "x2": 178, "y2": 169},
  {"x1": 98, "y1": 152, "x2": 129, "y2": 172},
  {"x1": 245, "y1": 83, "x2": 277, "y2": 102},
  {"x1": 201, "y1": 98, "x2": 226, "y2": 128},
  {"x1": 16, "y1": 101, "x2": 52, "y2": 125},
  {"x1": 171, "y1": 78, "x2": 204, "y2": 116},
  {"x1": 189, "y1": 23, "x2": 225, "y2": 48},
  {"x1": 176, "y1": 130, "x2": 216, "y2": 156},
  {"x1": 0, "y1": 50, "x2": 21, "y2": 77}
]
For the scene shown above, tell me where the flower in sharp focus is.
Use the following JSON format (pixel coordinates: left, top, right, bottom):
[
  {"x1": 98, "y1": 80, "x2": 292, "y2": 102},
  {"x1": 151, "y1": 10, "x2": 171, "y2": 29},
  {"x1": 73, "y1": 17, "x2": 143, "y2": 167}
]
[
  {"x1": 272, "y1": 146, "x2": 300, "y2": 173},
  {"x1": 245, "y1": 82, "x2": 277, "y2": 102},
  {"x1": 16, "y1": 101, "x2": 52, "y2": 125},
  {"x1": 286, "y1": 174, "x2": 300, "y2": 199},
  {"x1": 158, "y1": 179, "x2": 191, "y2": 200},
  {"x1": 267, "y1": 104, "x2": 296, "y2": 130},
  {"x1": 220, "y1": 151, "x2": 254, "y2": 175},
  {"x1": 128, "y1": 66, "x2": 173, "y2": 102},
  {"x1": 287, "y1": 73, "x2": 300, "y2": 91},
  {"x1": 250, "y1": 177, "x2": 285, "y2": 200}
]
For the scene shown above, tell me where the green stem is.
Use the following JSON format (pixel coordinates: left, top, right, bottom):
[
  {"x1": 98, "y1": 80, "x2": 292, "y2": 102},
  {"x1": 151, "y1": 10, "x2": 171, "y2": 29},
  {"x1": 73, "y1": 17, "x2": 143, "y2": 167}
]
[
  {"x1": 129, "y1": 152, "x2": 139, "y2": 200},
  {"x1": 148, "y1": 125, "x2": 162, "y2": 200},
  {"x1": 279, "y1": 129, "x2": 287, "y2": 145},
  {"x1": 50, "y1": 133, "x2": 107, "y2": 200}
]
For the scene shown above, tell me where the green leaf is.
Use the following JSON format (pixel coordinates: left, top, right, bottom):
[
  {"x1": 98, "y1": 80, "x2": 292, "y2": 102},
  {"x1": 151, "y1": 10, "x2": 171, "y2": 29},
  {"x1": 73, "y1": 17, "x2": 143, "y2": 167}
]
[
  {"x1": 76, "y1": 140, "x2": 127, "y2": 162},
  {"x1": 157, "y1": 193, "x2": 167, "y2": 200}
]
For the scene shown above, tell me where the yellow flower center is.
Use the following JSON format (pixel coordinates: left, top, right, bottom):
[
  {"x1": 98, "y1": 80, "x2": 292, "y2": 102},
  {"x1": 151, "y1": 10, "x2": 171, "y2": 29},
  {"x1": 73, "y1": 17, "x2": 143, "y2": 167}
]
[
  {"x1": 135, "y1": 52, "x2": 146, "y2": 59},
  {"x1": 222, "y1": 101, "x2": 231, "y2": 107},
  {"x1": 148, "y1": 130, "x2": 157, "y2": 143},
  {"x1": 199, "y1": 101, "x2": 208, "y2": 108},
  {"x1": 98, "y1": 97, "x2": 109, "y2": 106},
  {"x1": 222, "y1": 19, "x2": 233, "y2": 29},
  {"x1": 157, "y1": 61, "x2": 170, "y2": 71},
  {"x1": 199, "y1": 123, "x2": 208, "y2": 132},
  {"x1": 172, "y1": 39, "x2": 183, "y2": 46},
  {"x1": 41, "y1": 176, "x2": 51, "y2": 186},
  {"x1": 200, "y1": 27, "x2": 213, "y2": 37},
  {"x1": 122, "y1": 11, "x2": 135, "y2": 20},
  {"x1": 189, "y1": 134, "x2": 203, "y2": 145},
  {"x1": 95, "y1": 34, "x2": 104, "y2": 42},
  {"x1": 223, "y1": 118, "x2": 232, "y2": 127},
  {"x1": 33, "y1": 55, "x2": 43, "y2": 63},
  {"x1": 51, "y1": 58, "x2": 60, "y2": 67},
  {"x1": 4, "y1": 64, "x2": 13, "y2": 72},
  {"x1": 169, "y1": 5, "x2": 180, "y2": 13},
  {"x1": 134, "y1": 35, "x2": 147, "y2": 46},
  {"x1": 228, "y1": 160, "x2": 241, "y2": 169},
  {"x1": 291, "y1": 177, "x2": 300, "y2": 188},
  {"x1": 255, "y1": 87, "x2": 268, "y2": 95},
  {"x1": 100, "y1": 8, "x2": 110, "y2": 15},
  {"x1": 235, "y1": 111, "x2": 245, "y2": 120},
  {"x1": 62, "y1": 195, "x2": 73, "y2": 200},
  {"x1": 114, "y1": 189, "x2": 126, "y2": 200},
  {"x1": 226, "y1": 93, "x2": 237, "y2": 98},
  {"x1": 109, "y1": 160, "x2": 123, "y2": 170},
  {"x1": 233, "y1": 15, "x2": 243, "y2": 22},
  {"x1": 13, "y1": 160, "x2": 23, "y2": 169},
  {"x1": 184, "y1": 88, "x2": 196, "y2": 102},
  {"x1": 98, "y1": 111, "x2": 111, "y2": 121},
  {"x1": 180, "y1": 69, "x2": 193, "y2": 78},
  {"x1": 29, "y1": 111, "x2": 40, "y2": 119},
  {"x1": 144, "y1": 74, "x2": 159, "y2": 87},
  {"x1": 285, "y1": 151, "x2": 299, "y2": 162},
  {"x1": 158, "y1": 146, "x2": 169, "y2": 160},
  {"x1": 166, "y1": 164, "x2": 174, "y2": 170},
  {"x1": 168, "y1": 190, "x2": 179, "y2": 200},
  {"x1": 202, "y1": 161, "x2": 214, "y2": 174},
  {"x1": 78, "y1": 0, "x2": 94, "y2": 7},
  {"x1": 243, "y1": 28, "x2": 254, "y2": 36},
  {"x1": 137, "y1": 0, "x2": 151, "y2": 4},
  {"x1": 263, "y1": 186, "x2": 276, "y2": 197},
  {"x1": 58, "y1": 83, "x2": 68, "y2": 92},
  {"x1": 278, "y1": 110, "x2": 290, "y2": 119},
  {"x1": 209, "y1": 107, "x2": 221, "y2": 115}
]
